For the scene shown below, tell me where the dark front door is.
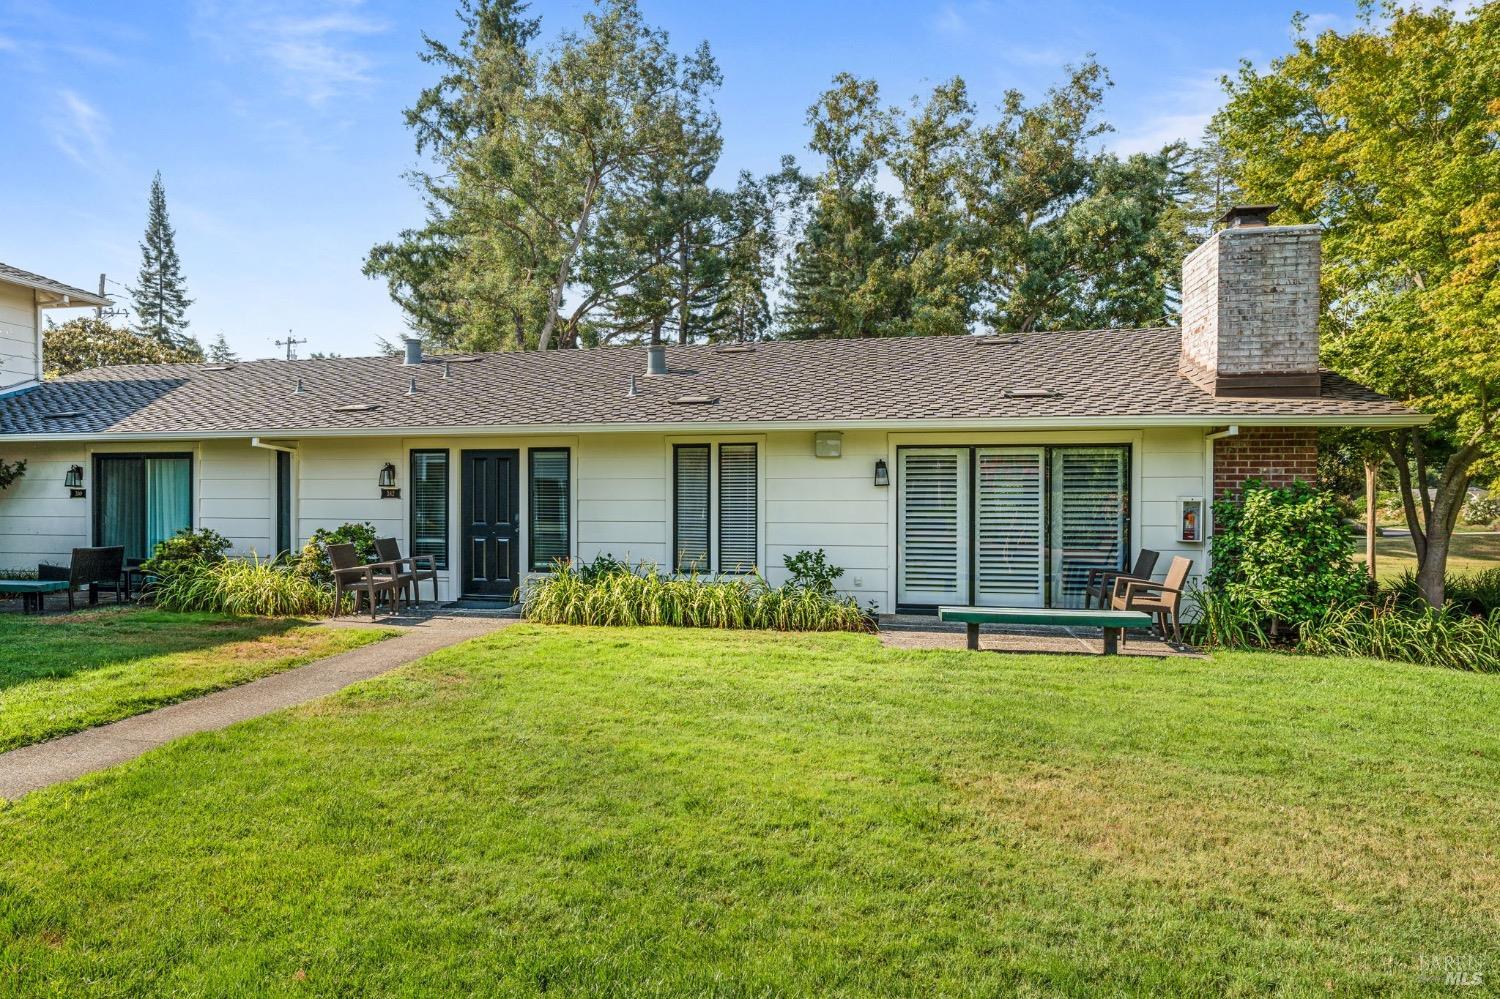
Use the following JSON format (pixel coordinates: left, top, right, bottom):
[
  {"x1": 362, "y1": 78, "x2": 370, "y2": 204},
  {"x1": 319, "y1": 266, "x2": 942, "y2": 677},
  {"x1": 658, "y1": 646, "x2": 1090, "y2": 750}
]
[{"x1": 461, "y1": 449, "x2": 520, "y2": 598}]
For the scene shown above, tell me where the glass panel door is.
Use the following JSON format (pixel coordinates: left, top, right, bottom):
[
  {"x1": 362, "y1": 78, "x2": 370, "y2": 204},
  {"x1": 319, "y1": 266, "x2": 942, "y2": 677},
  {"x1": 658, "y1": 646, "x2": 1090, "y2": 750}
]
[
  {"x1": 897, "y1": 448, "x2": 969, "y2": 606},
  {"x1": 974, "y1": 448, "x2": 1046, "y2": 608},
  {"x1": 1049, "y1": 447, "x2": 1127, "y2": 608}
]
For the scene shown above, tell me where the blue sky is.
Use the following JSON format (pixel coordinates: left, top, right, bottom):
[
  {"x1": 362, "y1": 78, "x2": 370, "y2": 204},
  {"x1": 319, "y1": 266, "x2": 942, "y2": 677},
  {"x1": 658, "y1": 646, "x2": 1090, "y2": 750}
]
[{"x1": 0, "y1": 0, "x2": 1366, "y2": 359}]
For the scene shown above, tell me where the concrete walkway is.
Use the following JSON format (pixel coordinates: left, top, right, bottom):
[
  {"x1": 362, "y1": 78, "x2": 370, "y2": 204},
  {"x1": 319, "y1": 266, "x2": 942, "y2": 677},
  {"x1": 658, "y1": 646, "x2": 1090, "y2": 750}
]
[{"x1": 0, "y1": 612, "x2": 511, "y2": 800}]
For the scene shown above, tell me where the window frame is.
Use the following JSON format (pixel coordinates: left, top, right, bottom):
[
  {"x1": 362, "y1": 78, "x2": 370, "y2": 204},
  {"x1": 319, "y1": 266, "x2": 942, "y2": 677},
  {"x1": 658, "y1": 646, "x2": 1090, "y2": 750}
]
[
  {"x1": 275, "y1": 450, "x2": 292, "y2": 556},
  {"x1": 672, "y1": 443, "x2": 713, "y2": 574},
  {"x1": 669, "y1": 439, "x2": 762, "y2": 577},
  {"x1": 527, "y1": 446, "x2": 572, "y2": 572},
  {"x1": 409, "y1": 448, "x2": 451, "y2": 571},
  {"x1": 91, "y1": 451, "x2": 195, "y2": 563},
  {"x1": 716, "y1": 442, "x2": 758, "y2": 575}
]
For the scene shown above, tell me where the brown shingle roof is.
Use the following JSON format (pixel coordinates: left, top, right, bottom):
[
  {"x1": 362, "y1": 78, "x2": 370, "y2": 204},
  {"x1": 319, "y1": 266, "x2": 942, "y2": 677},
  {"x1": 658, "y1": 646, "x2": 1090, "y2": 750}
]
[
  {"x1": 0, "y1": 328, "x2": 1421, "y2": 437},
  {"x1": 0, "y1": 263, "x2": 111, "y2": 307}
]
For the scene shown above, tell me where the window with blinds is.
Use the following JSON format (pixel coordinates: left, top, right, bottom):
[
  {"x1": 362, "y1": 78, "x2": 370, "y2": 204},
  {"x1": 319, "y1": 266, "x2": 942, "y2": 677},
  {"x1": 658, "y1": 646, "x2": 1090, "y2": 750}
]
[
  {"x1": 974, "y1": 448, "x2": 1045, "y2": 607},
  {"x1": 718, "y1": 443, "x2": 758, "y2": 573},
  {"x1": 897, "y1": 448, "x2": 968, "y2": 606},
  {"x1": 1049, "y1": 447, "x2": 1127, "y2": 608},
  {"x1": 529, "y1": 448, "x2": 571, "y2": 571},
  {"x1": 673, "y1": 444, "x2": 712, "y2": 573},
  {"x1": 410, "y1": 450, "x2": 449, "y2": 570}
]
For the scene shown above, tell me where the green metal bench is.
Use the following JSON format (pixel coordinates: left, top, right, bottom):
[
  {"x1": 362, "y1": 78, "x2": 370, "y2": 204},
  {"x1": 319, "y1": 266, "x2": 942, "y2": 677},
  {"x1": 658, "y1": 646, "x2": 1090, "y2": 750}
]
[
  {"x1": 938, "y1": 605, "x2": 1156, "y2": 655},
  {"x1": 0, "y1": 579, "x2": 72, "y2": 614}
]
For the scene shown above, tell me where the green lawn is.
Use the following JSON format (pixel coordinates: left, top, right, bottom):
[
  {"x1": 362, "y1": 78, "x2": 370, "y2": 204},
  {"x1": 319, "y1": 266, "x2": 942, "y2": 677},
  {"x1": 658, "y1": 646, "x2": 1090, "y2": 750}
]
[
  {"x1": 0, "y1": 608, "x2": 392, "y2": 752},
  {"x1": 2, "y1": 626, "x2": 1497, "y2": 995},
  {"x1": 1354, "y1": 530, "x2": 1500, "y2": 581}
]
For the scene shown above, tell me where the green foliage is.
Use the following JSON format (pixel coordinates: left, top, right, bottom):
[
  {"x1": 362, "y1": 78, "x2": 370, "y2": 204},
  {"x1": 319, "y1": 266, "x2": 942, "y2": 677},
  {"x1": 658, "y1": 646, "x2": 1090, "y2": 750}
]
[
  {"x1": 206, "y1": 332, "x2": 238, "y2": 363},
  {"x1": 1387, "y1": 568, "x2": 1500, "y2": 620},
  {"x1": 44, "y1": 317, "x2": 202, "y2": 376},
  {"x1": 574, "y1": 552, "x2": 633, "y2": 583},
  {"x1": 0, "y1": 458, "x2": 25, "y2": 490},
  {"x1": 151, "y1": 557, "x2": 335, "y2": 617},
  {"x1": 523, "y1": 561, "x2": 872, "y2": 632},
  {"x1": 1183, "y1": 585, "x2": 1271, "y2": 651},
  {"x1": 140, "y1": 527, "x2": 232, "y2": 584},
  {"x1": 295, "y1": 523, "x2": 379, "y2": 586},
  {"x1": 129, "y1": 171, "x2": 196, "y2": 350},
  {"x1": 1300, "y1": 600, "x2": 1500, "y2": 673},
  {"x1": 781, "y1": 548, "x2": 844, "y2": 597},
  {"x1": 1212, "y1": 4, "x2": 1500, "y2": 606},
  {"x1": 1207, "y1": 480, "x2": 1368, "y2": 633}
]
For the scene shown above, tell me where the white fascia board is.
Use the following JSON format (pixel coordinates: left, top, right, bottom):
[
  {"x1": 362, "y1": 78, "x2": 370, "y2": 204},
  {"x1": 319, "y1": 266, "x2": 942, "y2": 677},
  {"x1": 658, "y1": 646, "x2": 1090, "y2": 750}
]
[{"x1": 0, "y1": 411, "x2": 1432, "y2": 443}]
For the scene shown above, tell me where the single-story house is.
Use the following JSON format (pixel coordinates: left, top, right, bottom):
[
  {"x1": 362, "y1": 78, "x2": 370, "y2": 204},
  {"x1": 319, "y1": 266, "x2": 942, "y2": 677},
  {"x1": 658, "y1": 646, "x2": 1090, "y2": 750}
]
[{"x1": 0, "y1": 209, "x2": 1425, "y2": 612}]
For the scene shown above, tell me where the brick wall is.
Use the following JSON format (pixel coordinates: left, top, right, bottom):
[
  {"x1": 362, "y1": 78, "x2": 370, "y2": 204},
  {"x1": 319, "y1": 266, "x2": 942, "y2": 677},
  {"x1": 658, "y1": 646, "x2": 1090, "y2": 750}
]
[
  {"x1": 1213, "y1": 427, "x2": 1318, "y2": 500},
  {"x1": 1178, "y1": 224, "x2": 1322, "y2": 393}
]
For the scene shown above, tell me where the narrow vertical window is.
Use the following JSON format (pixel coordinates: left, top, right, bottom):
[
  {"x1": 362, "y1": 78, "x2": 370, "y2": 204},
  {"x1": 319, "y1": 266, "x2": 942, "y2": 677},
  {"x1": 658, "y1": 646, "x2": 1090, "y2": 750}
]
[
  {"x1": 410, "y1": 450, "x2": 449, "y2": 570},
  {"x1": 673, "y1": 444, "x2": 711, "y2": 573},
  {"x1": 718, "y1": 443, "x2": 758, "y2": 573},
  {"x1": 529, "y1": 448, "x2": 571, "y2": 571},
  {"x1": 275, "y1": 450, "x2": 292, "y2": 556}
]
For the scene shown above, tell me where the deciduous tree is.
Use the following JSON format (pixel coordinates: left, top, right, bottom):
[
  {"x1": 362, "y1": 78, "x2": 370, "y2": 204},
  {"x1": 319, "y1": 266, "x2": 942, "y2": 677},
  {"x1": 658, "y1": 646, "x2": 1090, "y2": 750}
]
[{"x1": 44, "y1": 317, "x2": 202, "y2": 377}]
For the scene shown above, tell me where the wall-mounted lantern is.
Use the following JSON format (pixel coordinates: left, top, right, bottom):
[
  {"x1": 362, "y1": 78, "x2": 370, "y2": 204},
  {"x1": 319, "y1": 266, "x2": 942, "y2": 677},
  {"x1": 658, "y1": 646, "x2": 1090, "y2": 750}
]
[
  {"x1": 379, "y1": 462, "x2": 400, "y2": 499},
  {"x1": 873, "y1": 459, "x2": 890, "y2": 487},
  {"x1": 64, "y1": 464, "x2": 85, "y2": 498}
]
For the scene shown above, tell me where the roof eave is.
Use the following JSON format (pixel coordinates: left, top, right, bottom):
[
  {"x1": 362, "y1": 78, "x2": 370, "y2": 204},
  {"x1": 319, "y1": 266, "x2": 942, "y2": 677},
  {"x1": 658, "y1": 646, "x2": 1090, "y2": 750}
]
[{"x1": 0, "y1": 411, "x2": 1432, "y2": 443}]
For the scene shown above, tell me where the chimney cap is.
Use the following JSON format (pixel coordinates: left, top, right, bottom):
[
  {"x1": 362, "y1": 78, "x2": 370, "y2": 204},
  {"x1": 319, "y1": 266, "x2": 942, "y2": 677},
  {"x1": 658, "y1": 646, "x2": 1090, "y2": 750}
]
[{"x1": 1217, "y1": 204, "x2": 1280, "y2": 229}]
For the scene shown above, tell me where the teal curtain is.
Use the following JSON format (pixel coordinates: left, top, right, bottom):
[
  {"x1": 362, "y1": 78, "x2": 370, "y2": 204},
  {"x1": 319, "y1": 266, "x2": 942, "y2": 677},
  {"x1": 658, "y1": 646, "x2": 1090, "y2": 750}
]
[
  {"x1": 97, "y1": 458, "x2": 146, "y2": 561},
  {"x1": 145, "y1": 457, "x2": 192, "y2": 557}
]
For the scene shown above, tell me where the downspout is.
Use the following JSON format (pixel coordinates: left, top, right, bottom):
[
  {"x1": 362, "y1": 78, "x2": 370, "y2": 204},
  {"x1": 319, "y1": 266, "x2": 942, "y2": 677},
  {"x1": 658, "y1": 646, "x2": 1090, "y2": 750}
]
[
  {"x1": 249, "y1": 437, "x2": 297, "y2": 454},
  {"x1": 1201, "y1": 426, "x2": 1239, "y2": 575}
]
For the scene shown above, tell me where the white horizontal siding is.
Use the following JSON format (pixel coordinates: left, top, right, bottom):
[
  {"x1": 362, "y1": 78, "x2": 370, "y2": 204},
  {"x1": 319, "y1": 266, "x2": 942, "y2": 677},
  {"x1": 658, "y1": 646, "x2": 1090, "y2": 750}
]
[{"x1": 0, "y1": 284, "x2": 39, "y2": 385}]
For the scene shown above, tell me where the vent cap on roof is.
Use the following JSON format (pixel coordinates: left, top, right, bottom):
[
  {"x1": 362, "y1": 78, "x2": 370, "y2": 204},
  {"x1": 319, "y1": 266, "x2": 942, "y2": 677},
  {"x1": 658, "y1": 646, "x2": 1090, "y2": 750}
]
[
  {"x1": 332, "y1": 403, "x2": 380, "y2": 412},
  {"x1": 669, "y1": 395, "x2": 717, "y2": 405}
]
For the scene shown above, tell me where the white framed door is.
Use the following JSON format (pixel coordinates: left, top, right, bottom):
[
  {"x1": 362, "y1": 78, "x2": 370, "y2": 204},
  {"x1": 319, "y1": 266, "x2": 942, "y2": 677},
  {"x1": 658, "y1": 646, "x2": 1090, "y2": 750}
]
[
  {"x1": 973, "y1": 447, "x2": 1046, "y2": 607},
  {"x1": 897, "y1": 448, "x2": 969, "y2": 606}
]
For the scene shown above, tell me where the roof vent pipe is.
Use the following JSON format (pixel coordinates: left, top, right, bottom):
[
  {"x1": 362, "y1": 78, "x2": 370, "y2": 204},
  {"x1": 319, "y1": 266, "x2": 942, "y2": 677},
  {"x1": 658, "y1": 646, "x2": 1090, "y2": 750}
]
[
  {"x1": 645, "y1": 343, "x2": 667, "y2": 376},
  {"x1": 403, "y1": 337, "x2": 423, "y2": 365}
]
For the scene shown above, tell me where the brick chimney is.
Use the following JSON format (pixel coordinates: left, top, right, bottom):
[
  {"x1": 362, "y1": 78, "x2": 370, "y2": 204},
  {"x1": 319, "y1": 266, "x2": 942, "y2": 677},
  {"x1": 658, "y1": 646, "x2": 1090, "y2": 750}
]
[{"x1": 1179, "y1": 205, "x2": 1322, "y2": 397}]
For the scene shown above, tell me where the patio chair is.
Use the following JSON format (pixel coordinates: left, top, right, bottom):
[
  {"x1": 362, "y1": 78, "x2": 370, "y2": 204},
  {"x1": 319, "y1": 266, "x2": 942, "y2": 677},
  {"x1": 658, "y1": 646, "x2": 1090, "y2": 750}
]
[
  {"x1": 1112, "y1": 555, "x2": 1193, "y2": 644},
  {"x1": 1083, "y1": 548, "x2": 1160, "y2": 609},
  {"x1": 38, "y1": 546, "x2": 128, "y2": 611},
  {"x1": 328, "y1": 542, "x2": 403, "y2": 620},
  {"x1": 373, "y1": 537, "x2": 439, "y2": 606}
]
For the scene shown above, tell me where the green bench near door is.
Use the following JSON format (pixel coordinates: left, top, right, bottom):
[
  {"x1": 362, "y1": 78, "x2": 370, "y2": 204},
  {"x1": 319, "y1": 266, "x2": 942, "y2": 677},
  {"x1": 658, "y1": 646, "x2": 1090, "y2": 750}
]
[
  {"x1": 0, "y1": 579, "x2": 72, "y2": 614},
  {"x1": 938, "y1": 606, "x2": 1156, "y2": 655}
]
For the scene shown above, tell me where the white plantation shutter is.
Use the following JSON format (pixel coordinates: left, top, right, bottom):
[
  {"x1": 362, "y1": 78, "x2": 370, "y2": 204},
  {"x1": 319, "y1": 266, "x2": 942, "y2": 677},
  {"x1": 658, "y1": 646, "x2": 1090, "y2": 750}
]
[
  {"x1": 974, "y1": 448, "x2": 1045, "y2": 607},
  {"x1": 410, "y1": 450, "x2": 449, "y2": 569},
  {"x1": 674, "y1": 444, "x2": 711, "y2": 573},
  {"x1": 898, "y1": 448, "x2": 969, "y2": 606},
  {"x1": 1049, "y1": 447, "x2": 1127, "y2": 608},
  {"x1": 718, "y1": 444, "x2": 758, "y2": 573}
]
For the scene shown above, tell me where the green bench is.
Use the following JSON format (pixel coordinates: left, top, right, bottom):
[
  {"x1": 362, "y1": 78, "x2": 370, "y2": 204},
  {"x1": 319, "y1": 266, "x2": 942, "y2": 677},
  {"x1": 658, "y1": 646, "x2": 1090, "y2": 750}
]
[
  {"x1": 938, "y1": 605, "x2": 1156, "y2": 655},
  {"x1": 0, "y1": 579, "x2": 72, "y2": 614}
]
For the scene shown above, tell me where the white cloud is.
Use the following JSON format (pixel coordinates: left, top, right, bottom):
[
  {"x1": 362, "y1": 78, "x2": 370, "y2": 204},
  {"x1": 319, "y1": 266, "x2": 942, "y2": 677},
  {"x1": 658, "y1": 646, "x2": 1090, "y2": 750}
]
[
  {"x1": 48, "y1": 89, "x2": 114, "y2": 172},
  {"x1": 194, "y1": 0, "x2": 388, "y2": 105},
  {"x1": 1109, "y1": 71, "x2": 1226, "y2": 155}
]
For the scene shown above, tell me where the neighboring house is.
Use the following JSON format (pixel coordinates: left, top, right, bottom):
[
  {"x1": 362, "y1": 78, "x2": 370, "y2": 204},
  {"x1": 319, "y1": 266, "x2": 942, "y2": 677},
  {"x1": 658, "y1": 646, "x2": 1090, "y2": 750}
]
[
  {"x1": 0, "y1": 209, "x2": 1425, "y2": 612},
  {"x1": 0, "y1": 263, "x2": 110, "y2": 392}
]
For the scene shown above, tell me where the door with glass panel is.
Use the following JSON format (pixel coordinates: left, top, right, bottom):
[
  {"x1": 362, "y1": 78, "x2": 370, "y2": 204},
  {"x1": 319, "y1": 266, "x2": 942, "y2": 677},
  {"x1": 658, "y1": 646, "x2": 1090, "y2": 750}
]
[
  {"x1": 1049, "y1": 447, "x2": 1128, "y2": 608},
  {"x1": 93, "y1": 454, "x2": 193, "y2": 563},
  {"x1": 897, "y1": 448, "x2": 970, "y2": 606},
  {"x1": 973, "y1": 448, "x2": 1046, "y2": 607}
]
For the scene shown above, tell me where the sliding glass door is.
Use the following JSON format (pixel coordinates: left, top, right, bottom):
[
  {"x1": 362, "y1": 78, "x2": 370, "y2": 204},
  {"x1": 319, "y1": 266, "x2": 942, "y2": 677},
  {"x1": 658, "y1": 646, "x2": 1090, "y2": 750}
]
[
  {"x1": 897, "y1": 445, "x2": 1128, "y2": 609},
  {"x1": 94, "y1": 454, "x2": 193, "y2": 562}
]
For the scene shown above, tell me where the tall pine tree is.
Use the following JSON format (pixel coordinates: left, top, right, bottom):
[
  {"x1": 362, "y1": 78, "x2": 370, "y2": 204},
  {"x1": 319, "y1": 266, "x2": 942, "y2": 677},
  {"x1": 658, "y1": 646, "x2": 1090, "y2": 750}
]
[{"x1": 129, "y1": 172, "x2": 197, "y2": 352}]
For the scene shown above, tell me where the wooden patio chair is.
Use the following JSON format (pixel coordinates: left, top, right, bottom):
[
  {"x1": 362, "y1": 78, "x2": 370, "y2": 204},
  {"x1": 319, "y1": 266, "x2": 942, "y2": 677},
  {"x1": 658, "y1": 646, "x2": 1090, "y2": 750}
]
[
  {"x1": 1112, "y1": 555, "x2": 1194, "y2": 644},
  {"x1": 373, "y1": 537, "x2": 439, "y2": 606},
  {"x1": 328, "y1": 542, "x2": 403, "y2": 620},
  {"x1": 38, "y1": 546, "x2": 128, "y2": 611},
  {"x1": 1083, "y1": 548, "x2": 1160, "y2": 609}
]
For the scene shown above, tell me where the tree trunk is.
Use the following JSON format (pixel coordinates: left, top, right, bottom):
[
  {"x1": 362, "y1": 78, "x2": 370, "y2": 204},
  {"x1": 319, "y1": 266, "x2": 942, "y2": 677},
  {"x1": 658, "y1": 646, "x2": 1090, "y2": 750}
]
[
  {"x1": 539, "y1": 176, "x2": 600, "y2": 351},
  {"x1": 1413, "y1": 443, "x2": 1481, "y2": 609},
  {"x1": 1364, "y1": 457, "x2": 1379, "y2": 588}
]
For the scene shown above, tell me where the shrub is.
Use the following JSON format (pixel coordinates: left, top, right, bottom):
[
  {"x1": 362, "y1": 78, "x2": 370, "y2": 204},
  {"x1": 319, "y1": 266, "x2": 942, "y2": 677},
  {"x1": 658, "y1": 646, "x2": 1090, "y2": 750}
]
[
  {"x1": 574, "y1": 552, "x2": 633, "y2": 584},
  {"x1": 1386, "y1": 567, "x2": 1500, "y2": 618},
  {"x1": 1207, "y1": 480, "x2": 1368, "y2": 635},
  {"x1": 152, "y1": 556, "x2": 333, "y2": 617},
  {"x1": 295, "y1": 523, "x2": 379, "y2": 586},
  {"x1": 141, "y1": 527, "x2": 232, "y2": 584},
  {"x1": 783, "y1": 549, "x2": 844, "y2": 597},
  {"x1": 1460, "y1": 491, "x2": 1500, "y2": 527},
  {"x1": 522, "y1": 562, "x2": 873, "y2": 633},
  {"x1": 1184, "y1": 585, "x2": 1271, "y2": 651},
  {"x1": 1300, "y1": 599, "x2": 1500, "y2": 673}
]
